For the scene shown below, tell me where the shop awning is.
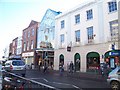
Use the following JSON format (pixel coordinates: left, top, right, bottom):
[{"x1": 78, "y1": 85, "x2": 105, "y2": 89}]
[
  {"x1": 36, "y1": 48, "x2": 54, "y2": 52},
  {"x1": 87, "y1": 52, "x2": 100, "y2": 58},
  {"x1": 105, "y1": 50, "x2": 120, "y2": 58}
]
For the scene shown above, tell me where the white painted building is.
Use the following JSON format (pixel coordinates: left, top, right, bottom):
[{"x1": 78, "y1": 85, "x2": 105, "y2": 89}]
[{"x1": 54, "y1": 0, "x2": 120, "y2": 72}]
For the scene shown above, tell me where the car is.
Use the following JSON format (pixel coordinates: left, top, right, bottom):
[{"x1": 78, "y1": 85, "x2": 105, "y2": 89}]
[
  {"x1": 107, "y1": 66, "x2": 120, "y2": 90},
  {"x1": 4, "y1": 60, "x2": 26, "y2": 77}
]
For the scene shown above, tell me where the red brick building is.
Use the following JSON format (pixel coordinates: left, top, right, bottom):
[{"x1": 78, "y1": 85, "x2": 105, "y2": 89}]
[
  {"x1": 22, "y1": 20, "x2": 39, "y2": 66},
  {"x1": 11, "y1": 37, "x2": 18, "y2": 56},
  {"x1": 9, "y1": 43, "x2": 13, "y2": 57}
]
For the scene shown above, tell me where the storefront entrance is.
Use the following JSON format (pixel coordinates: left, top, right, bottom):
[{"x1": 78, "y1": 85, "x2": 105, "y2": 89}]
[
  {"x1": 59, "y1": 54, "x2": 64, "y2": 65},
  {"x1": 104, "y1": 50, "x2": 120, "y2": 69},
  {"x1": 86, "y1": 52, "x2": 100, "y2": 72},
  {"x1": 74, "y1": 53, "x2": 80, "y2": 72}
]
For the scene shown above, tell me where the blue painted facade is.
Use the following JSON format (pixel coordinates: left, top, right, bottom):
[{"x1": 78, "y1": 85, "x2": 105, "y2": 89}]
[{"x1": 37, "y1": 9, "x2": 61, "y2": 49}]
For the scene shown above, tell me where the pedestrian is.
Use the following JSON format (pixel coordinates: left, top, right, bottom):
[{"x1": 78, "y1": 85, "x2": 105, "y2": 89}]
[
  {"x1": 100, "y1": 64, "x2": 104, "y2": 77},
  {"x1": 43, "y1": 60, "x2": 48, "y2": 73},
  {"x1": 59, "y1": 61, "x2": 64, "y2": 76},
  {"x1": 69, "y1": 61, "x2": 74, "y2": 73},
  {"x1": 50, "y1": 62, "x2": 54, "y2": 70},
  {"x1": 38, "y1": 61, "x2": 42, "y2": 71}
]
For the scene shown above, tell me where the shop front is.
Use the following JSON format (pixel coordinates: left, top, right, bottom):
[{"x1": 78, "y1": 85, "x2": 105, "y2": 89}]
[
  {"x1": 74, "y1": 53, "x2": 80, "y2": 72},
  {"x1": 22, "y1": 52, "x2": 34, "y2": 66},
  {"x1": 36, "y1": 48, "x2": 54, "y2": 68},
  {"x1": 59, "y1": 54, "x2": 64, "y2": 65},
  {"x1": 86, "y1": 52, "x2": 100, "y2": 73},
  {"x1": 104, "y1": 50, "x2": 120, "y2": 69}
]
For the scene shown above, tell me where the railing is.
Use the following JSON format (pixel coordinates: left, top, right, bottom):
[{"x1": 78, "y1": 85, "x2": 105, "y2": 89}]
[
  {"x1": 2, "y1": 70, "x2": 59, "y2": 90},
  {"x1": 72, "y1": 42, "x2": 81, "y2": 47}
]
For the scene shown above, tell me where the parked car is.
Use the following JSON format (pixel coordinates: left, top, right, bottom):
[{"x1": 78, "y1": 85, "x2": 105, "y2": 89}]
[
  {"x1": 4, "y1": 60, "x2": 26, "y2": 77},
  {"x1": 107, "y1": 66, "x2": 120, "y2": 90}
]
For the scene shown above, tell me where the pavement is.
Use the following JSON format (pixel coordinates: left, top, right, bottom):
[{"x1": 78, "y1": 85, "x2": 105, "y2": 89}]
[{"x1": 30, "y1": 68, "x2": 107, "y2": 82}]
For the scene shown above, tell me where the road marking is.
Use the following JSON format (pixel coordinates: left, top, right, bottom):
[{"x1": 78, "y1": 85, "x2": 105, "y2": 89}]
[
  {"x1": 43, "y1": 78, "x2": 49, "y2": 82},
  {"x1": 52, "y1": 82, "x2": 70, "y2": 85},
  {"x1": 30, "y1": 78, "x2": 49, "y2": 82},
  {"x1": 30, "y1": 78, "x2": 80, "y2": 89},
  {"x1": 52, "y1": 82, "x2": 80, "y2": 89},
  {"x1": 72, "y1": 85, "x2": 80, "y2": 89}
]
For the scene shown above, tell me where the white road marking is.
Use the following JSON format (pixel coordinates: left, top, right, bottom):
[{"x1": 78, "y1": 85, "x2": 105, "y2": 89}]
[
  {"x1": 72, "y1": 85, "x2": 80, "y2": 89},
  {"x1": 30, "y1": 78, "x2": 48, "y2": 82},
  {"x1": 30, "y1": 78, "x2": 80, "y2": 89},
  {"x1": 43, "y1": 78, "x2": 49, "y2": 82}
]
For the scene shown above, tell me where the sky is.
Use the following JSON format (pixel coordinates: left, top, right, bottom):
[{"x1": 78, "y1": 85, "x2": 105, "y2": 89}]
[{"x1": 0, "y1": 0, "x2": 89, "y2": 59}]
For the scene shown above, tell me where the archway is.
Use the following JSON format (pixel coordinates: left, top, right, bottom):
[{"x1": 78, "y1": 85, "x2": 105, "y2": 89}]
[
  {"x1": 59, "y1": 54, "x2": 64, "y2": 65},
  {"x1": 74, "y1": 53, "x2": 80, "y2": 72},
  {"x1": 86, "y1": 52, "x2": 100, "y2": 72},
  {"x1": 104, "y1": 50, "x2": 120, "y2": 69}
]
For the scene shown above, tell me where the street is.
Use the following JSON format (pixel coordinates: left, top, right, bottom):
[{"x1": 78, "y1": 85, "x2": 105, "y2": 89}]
[{"x1": 26, "y1": 69, "x2": 111, "y2": 90}]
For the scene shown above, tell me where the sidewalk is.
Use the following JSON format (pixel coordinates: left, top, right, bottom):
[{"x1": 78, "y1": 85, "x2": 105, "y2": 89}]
[{"x1": 30, "y1": 68, "x2": 107, "y2": 82}]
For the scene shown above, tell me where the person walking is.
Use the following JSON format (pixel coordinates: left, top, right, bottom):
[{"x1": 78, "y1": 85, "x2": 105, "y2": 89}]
[
  {"x1": 59, "y1": 61, "x2": 64, "y2": 76},
  {"x1": 43, "y1": 60, "x2": 48, "y2": 73},
  {"x1": 69, "y1": 61, "x2": 74, "y2": 73},
  {"x1": 38, "y1": 61, "x2": 42, "y2": 71}
]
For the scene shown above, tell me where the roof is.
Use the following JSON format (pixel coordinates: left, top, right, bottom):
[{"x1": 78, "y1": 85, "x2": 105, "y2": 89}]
[{"x1": 23, "y1": 20, "x2": 39, "y2": 31}]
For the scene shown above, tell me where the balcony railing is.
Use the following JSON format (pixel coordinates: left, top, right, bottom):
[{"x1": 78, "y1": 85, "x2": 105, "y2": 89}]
[
  {"x1": 72, "y1": 42, "x2": 81, "y2": 47},
  {"x1": 59, "y1": 43, "x2": 65, "y2": 49},
  {"x1": 84, "y1": 39, "x2": 94, "y2": 45}
]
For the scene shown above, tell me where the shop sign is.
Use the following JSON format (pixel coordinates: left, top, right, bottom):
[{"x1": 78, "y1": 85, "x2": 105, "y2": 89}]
[
  {"x1": 22, "y1": 52, "x2": 34, "y2": 57},
  {"x1": 109, "y1": 51, "x2": 120, "y2": 56},
  {"x1": 67, "y1": 46, "x2": 71, "y2": 52}
]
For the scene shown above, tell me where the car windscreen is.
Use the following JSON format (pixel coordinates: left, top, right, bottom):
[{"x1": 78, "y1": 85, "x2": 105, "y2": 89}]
[{"x1": 12, "y1": 61, "x2": 25, "y2": 66}]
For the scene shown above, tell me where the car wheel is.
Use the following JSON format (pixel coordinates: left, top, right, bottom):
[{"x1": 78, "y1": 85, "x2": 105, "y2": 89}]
[{"x1": 111, "y1": 81, "x2": 120, "y2": 90}]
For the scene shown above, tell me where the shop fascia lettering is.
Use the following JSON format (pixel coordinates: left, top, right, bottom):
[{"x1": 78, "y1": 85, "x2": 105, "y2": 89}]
[{"x1": 22, "y1": 52, "x2": 34, "y2": 57}]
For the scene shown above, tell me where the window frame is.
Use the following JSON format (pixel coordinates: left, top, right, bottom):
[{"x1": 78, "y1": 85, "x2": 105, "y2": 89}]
[
  {"x1": 108, "y1": 1, "x2": 117, "y2": 13},
  {"x1": 75, "y1": 30, "x2": 80, "y2": 42},
  {"x1": 87, "y1": 26, "x2": 94, "y2": 43},
  {"x1": 86, "y1": 9, "x2": 93, "y2": 20},
  {"x1": 60, "y1": 34, "x2": 64, "y2": 43},
  {"x1": 75, "y1": 14, "x2": 80, "y2": 24},
  {"x1": 61, "y1": 20, "x2": 65, "y2": 29}
]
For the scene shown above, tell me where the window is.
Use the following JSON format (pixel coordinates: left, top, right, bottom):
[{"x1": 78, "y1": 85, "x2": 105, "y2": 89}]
[
  {"x1": 109, "y1": 20, "x2": 118, "y2": 40},
  {"x1": 86, "y1": 9, "x2": 93, "y2": 20},
  {"x1": 61, "y1": 20, "x2": 65, "y2": 29},
  {"x1": 31, "y1": 40, "x2": 34, "y2": 49},
  {"x1": 75, "y1": 30, "x2": 80, "y2": 42},
  {"x1": 60, "y1": 34, "x2": 64, "y2": 43},
  {"x1": 75, "y1": 14, "x2": 80, "y2": 24},
  {"x1": 108, "y1": 1, "x2": 117, "y2": 12},
  {"x1": 87, "y1": 26, "x2": 93, "y2": 43},
  {"x1": 31, "y1": 28, "x2": 34, "y2": 36},
  {"x1": 28, "y1": 31, "x2": 30, "y2": 38},
  {"x1": 27, "y1": 41, "x2": 29, "y2": 50},
  {"x1": 24, "y1": 32, "x2": 26, "y2": 40},
  {"x1": 23, "y1": 42, "x2": 26, "y2": 51}
]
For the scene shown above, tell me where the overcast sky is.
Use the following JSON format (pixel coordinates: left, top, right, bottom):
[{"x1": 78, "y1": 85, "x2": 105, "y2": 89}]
[{"x1": 0, "y1": 0, "x2": 89, "y2": 59}]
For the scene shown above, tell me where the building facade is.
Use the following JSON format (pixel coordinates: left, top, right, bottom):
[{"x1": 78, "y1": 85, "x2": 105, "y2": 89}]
[
  {"x1": 16, "y1": 36, "x2": 22, "y2": 56},
  {"x1": 36, "y1": 9, "x2": 61, "y2": 67},
  {"x1": 9, "y1": 43, "x2": 12, "y2": 57},
  {"x1": 22, "y1": 20, "x2": 39, "y2": 66},
  {"x1": 11, "y1": 37, "x2": 18, "y2": 56},
  {"x1": 54, "y1": 0, "x2": 120, "y2": 72}
]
